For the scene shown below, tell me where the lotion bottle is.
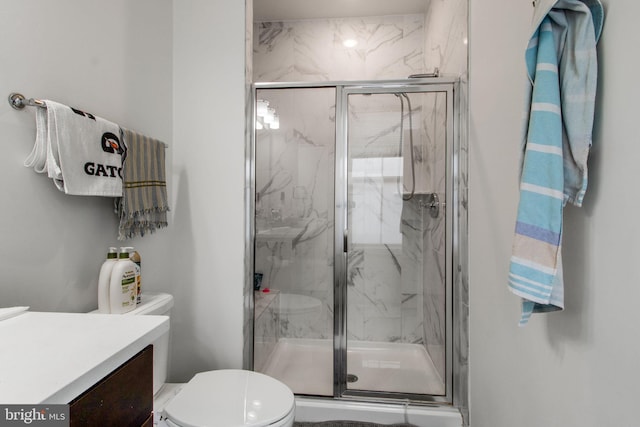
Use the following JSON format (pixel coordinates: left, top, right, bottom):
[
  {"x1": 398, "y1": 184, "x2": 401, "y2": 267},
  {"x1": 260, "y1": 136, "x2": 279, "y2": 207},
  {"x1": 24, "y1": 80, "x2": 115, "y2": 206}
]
[
  {"x1": 97, "y1": 247, "x2": 118, "y2": 313},
  {"x1": 124, "y1": 247, "x2": 142, "y2": 305},
  {"x1": 109, "y1": 247, "x2": 137, "y2": 314}
]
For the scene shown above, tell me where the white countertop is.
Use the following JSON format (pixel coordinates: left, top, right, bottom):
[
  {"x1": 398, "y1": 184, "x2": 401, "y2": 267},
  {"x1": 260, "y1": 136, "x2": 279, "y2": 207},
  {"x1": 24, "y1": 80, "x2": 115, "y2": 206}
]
[{"x1": 0, "y1": 311, "x2": 169, "y2": 404}]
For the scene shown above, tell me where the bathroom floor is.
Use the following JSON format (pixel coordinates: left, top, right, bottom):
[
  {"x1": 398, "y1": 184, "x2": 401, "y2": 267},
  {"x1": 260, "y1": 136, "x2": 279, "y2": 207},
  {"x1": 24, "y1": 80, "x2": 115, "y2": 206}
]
[{"x1": 261, "y1": 338, "x2": 445, "y2": 396}]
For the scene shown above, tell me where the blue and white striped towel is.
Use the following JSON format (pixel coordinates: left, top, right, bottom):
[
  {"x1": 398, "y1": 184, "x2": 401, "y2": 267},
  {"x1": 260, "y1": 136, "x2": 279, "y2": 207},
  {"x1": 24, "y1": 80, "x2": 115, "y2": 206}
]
[
  {"x1": 509, "y1": 16, "x2": 565, "y2": 326},
  {"x1": 509, "y1": 0, "x2": 603, "y2": 326}
]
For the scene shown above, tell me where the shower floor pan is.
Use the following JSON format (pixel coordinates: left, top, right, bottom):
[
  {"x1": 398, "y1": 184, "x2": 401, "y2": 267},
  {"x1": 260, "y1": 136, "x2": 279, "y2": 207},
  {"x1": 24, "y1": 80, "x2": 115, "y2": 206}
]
[{"x1": 261, "y1": 338, "x2": 445, "y2": 397}]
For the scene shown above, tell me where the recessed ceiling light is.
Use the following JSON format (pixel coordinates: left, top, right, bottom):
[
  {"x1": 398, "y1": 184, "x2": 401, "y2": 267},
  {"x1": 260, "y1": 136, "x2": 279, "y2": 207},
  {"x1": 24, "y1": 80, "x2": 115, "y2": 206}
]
[{"x1": 343, "y1": 39, "x2": 358, "y2": 48}]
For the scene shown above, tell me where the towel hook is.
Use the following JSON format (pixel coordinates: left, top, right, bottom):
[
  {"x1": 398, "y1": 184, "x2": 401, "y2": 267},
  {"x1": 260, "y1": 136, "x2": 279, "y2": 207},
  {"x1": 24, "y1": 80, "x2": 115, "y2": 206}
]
[{"x1": 8, "y1": 93, "x2": 45, "y2": 110}]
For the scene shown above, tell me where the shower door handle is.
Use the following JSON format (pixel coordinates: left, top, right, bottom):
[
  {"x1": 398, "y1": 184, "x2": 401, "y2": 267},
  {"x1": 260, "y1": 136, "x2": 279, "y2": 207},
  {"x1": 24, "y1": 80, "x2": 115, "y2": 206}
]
[{"x1": 343, "y1": 229, "x2": 349, "y2": 253}]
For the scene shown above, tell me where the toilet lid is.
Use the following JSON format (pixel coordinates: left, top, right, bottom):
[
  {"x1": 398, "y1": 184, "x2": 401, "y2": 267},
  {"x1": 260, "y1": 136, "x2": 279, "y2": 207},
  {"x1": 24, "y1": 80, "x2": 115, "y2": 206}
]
[{"x1": 163, "y1": 369, "x2": 294, "y2": 427}]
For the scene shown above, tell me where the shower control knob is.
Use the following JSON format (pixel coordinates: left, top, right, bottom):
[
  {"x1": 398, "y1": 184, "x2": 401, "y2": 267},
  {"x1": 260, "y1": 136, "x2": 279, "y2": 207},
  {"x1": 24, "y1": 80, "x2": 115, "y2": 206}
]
[{"x1": 427, "y1": 193, "x2": 441, "y2": 218}]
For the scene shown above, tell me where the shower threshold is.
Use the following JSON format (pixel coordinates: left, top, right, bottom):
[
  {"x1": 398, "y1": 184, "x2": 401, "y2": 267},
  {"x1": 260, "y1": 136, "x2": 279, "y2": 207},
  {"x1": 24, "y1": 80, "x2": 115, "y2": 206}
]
[
  {"x1": 261, "y1": 338, "x2": 445, "y2": 397},
  {"x1": 294, "y1": 397, "x2": 462, "y2": 426}
]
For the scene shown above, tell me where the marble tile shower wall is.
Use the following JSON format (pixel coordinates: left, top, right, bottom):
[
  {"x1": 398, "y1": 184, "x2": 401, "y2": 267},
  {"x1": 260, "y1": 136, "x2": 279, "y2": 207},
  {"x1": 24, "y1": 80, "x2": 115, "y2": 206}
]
[
  {"x1": 251, "y1": 5, "x2": 468, "y2": 402},
  {"x1": 253, "y1": 90, "x2": 448, "y2": 349},
  {"x1": 253, "y1": 14, "x2": 431, "y2": 348},
  {"x1": 339, "y1": 90, "x2": 452, "y2": 391},
  {"x1": 421, "y1": 93, "x2": 448, "y2": 382},
  {"x1": 424, "y1": 0, "x2": 468, "y2": 76},
  {"x1": 346, "y1": 91, "x2": 442, "y2": 349},
  {"x1": 254, "y1": 14, "x2": 426, "y2": 82},
  {"x1": 422, "y1": 0, "x2": 469, "y2": 412},
  {"x1": 254, "y1": 292, "x2": 279, "y2": 372},
  {"x1": 254, "y1": 87, "x2": 336, "y2": 340},
  {"x1": 454, "y1": 80, "x2": 469, "y2": 418}
]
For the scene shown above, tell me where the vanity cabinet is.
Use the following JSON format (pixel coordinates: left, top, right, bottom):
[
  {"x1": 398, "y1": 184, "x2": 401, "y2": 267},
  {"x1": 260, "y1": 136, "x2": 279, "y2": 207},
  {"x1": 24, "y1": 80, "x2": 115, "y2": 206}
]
[
  {"x1": 0, "y1": 310, "x2": 167, "y2": 424},
  {"x1": 69, "y1": 345, "x2": 153, "y2": 427}
]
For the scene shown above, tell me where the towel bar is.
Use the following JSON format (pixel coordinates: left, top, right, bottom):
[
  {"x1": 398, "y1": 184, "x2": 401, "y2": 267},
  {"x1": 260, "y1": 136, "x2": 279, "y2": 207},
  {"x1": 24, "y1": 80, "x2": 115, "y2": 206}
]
[
  {"x1": 8, "y1": 91, "x2": 169, "y2": 148},
  {"x1": 8, "y1": 93, "x2": 45, "y2": 110}
]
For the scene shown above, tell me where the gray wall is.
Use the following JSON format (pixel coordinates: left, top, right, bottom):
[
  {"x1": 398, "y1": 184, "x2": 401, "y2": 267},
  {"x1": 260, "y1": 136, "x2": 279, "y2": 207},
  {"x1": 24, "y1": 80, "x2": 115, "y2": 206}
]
[
  {"x1": 469, "y1": 0, "x2": 640, "y2": 425},
  {"x1": 171, "y1": 0, "x2": 246, "y2": 379},
  {"x1": 0, "y1": 1, "x2": 172, "y2": 313},
  {"x1": 0, "y1": 0, "x2": 247, "y2": 383}
]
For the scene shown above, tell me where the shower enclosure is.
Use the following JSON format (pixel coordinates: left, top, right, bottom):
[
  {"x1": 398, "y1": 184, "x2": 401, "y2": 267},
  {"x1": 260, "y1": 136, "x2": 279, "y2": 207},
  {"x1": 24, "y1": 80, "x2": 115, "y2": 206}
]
[{"x1": 250, "y1": 78, "x2": 458, "y2": 404}]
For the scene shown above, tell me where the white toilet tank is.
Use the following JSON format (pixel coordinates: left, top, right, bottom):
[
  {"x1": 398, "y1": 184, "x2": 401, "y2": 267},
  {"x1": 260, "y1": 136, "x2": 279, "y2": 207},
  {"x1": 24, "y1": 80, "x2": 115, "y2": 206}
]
[{"x1": 124, "y1": 292, "x2": 174, "y2": 395}]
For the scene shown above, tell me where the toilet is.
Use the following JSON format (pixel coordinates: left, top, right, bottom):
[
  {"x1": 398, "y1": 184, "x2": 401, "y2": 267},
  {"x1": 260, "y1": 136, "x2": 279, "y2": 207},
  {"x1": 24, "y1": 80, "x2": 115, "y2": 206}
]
[
  {"x1": 162, "y1": 369, "x2": 295, "y2": 427},
  {"x1": 94, "y1": 292, "x2": 295, "y2": 427}
]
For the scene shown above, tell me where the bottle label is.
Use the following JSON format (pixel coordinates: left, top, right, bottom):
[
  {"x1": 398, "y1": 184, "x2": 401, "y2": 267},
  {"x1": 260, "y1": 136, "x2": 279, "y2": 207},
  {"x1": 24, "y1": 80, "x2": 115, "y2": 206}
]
[
  {"x1": 120, "y1": 271, "x2": 136, "y2": 307},
  {"x1": 134, "y1": 263, "x2": 142, "y2": 305}
]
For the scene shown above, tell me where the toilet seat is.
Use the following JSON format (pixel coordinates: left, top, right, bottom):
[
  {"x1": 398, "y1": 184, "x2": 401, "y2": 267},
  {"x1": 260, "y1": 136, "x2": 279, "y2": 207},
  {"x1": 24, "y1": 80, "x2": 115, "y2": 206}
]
[{"x1": 163, "y1": 369, "x2": 295, "y2": 427}]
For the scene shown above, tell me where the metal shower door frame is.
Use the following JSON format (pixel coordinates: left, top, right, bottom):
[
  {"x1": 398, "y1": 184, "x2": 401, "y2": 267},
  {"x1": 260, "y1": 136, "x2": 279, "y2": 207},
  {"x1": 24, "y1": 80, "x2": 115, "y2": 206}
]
[
  {"x1": 249, "y1": 78, "x2": 459, "y2": 405},
  {"x1": 334, "y1": 80, "x2": 456, "y2": 404}
]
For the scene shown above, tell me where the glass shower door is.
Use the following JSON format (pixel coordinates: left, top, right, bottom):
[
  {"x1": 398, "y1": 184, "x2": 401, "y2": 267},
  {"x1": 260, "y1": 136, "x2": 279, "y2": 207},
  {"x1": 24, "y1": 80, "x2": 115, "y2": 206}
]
[
  {"x1": 339, "y1": 85, "x2": 453, "y2": 400},
  {"x1": 253, "y1": 87, "x2": 335, "y2": 396},
  {"x1": 252, "y1": 81, "x2": 456, "y2": 403}
]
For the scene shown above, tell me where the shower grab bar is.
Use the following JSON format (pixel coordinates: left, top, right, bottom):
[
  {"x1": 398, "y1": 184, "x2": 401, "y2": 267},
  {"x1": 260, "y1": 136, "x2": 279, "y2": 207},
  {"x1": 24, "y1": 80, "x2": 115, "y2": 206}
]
[{"x1": 8, "y1": 93, "x2": 45, "y2": 110}]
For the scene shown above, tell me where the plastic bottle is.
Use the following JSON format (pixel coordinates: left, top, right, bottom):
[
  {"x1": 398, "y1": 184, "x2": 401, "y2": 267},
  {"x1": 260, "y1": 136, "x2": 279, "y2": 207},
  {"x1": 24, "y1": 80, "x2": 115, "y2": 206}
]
[
  {"x1": 124, "y1": 246, "x2": 142, "y2": 305},
  {"x1": 97, "y1": 247, "x2": 118, "y2": 313},
  {"x1": 109, "y1": 247, "x2": 137, "y2": 314}
]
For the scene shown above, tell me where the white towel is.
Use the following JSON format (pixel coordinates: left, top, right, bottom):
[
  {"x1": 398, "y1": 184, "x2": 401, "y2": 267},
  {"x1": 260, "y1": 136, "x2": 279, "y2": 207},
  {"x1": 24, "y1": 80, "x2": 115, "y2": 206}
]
[
  {"x1": 23, "y1": 108, "x2": 47, "y2": 173},
  {"x1": 25, "y1": 100, "x2": 124, "y2": 196}
]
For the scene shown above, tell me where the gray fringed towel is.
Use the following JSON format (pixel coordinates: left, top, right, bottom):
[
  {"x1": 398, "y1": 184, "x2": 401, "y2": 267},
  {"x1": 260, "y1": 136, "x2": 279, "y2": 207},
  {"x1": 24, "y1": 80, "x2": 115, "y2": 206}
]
[{"x1": 116, "y1": 129, "x2": 169, "y2": 240}]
